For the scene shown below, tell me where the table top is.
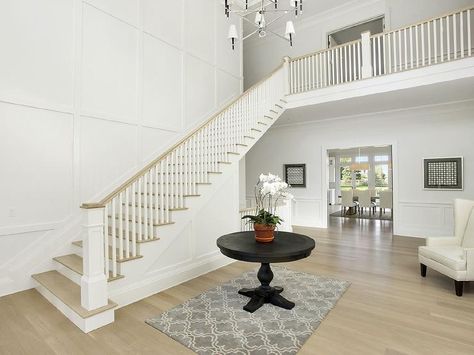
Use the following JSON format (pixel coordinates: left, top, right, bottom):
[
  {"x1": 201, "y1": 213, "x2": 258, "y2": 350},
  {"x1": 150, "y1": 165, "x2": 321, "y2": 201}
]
[{"x1": 216, "y1": 231, "x2": 315, "y2": 263}]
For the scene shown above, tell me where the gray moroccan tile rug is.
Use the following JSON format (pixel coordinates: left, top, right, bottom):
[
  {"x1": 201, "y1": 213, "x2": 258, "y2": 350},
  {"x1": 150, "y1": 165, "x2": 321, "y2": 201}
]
[{"x1": 146, "y1": 267, "x2": 350, "y2": 355}]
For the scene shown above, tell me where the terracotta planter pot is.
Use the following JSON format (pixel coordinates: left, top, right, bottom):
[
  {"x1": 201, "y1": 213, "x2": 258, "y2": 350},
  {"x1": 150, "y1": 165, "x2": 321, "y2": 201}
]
[{"x1": 253, "y1": 224, "x2": 276, "y2": 243}]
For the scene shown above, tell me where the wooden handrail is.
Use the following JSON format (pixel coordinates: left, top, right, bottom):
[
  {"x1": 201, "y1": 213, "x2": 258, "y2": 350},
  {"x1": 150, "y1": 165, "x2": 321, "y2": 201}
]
[
  {"x1": 81, "y1": 60, "x2": 286, "y2": 209},
  {"x1": 290, "y1": 5, "x2": 473, "y2": 62}
]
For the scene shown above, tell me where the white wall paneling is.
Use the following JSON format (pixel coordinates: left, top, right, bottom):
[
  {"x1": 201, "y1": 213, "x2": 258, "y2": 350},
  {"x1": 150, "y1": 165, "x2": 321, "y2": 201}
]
[
  {"x1": 0, "y1": 0, "x2": 75, "y2": 110},
  {"x1": 184, "y1": 54, "x2": 217, "y2": 127},
  {"x1": 0, "y1": 102, "x2": 74, "y2": 227},
  {"x1": 81, "y1": 3, "x2": 139, "y2": 122},
  {"x1": 142, "y1": 0, "x2": 183, "y2": 46},
  {"x1": 0, "y1": 0, "x2": 242, "y2": 297},
  {"x1": 142, "y1": 33, "x2": 182, "y2": 131}
]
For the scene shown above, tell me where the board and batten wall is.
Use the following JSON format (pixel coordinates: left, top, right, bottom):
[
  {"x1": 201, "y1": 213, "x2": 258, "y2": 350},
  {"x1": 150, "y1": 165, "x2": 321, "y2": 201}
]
[
  {"x1": 245, "y1": 101, "x2": 474, "y2": 237},
  {"x1": 0, "y1": 0, "x2": 242, "y2": 296},
  {"x1": 244, "y1": 0, "x2": 474, "y2": 88}
]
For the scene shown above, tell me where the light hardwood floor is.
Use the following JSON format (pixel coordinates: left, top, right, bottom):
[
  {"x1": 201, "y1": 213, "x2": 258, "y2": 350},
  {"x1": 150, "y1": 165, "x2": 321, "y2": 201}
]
[{"x1": 1, "y1": 217, "x2": 473, "y2": 355}]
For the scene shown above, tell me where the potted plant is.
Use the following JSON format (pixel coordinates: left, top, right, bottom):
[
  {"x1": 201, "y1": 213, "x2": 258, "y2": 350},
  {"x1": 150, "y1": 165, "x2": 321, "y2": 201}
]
[{"x1": 242, "y1": 173, "x2": 293, "y2": 243}]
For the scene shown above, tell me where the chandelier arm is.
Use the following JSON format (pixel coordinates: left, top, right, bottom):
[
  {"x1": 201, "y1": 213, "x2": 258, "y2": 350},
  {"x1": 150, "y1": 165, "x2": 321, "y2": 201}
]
[
  {"x1": 266, "y1": 28, "x2": 290, "y2": 43},
  {"x1": 241, "y1": 14, "x2": 260, "y2": 28},
  {"x1": 243, "y1": 28, "x2": 261, "y2": 41}
]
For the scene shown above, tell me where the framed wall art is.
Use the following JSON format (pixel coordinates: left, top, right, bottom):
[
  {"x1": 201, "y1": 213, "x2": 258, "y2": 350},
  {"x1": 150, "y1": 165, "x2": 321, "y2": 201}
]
[
  {"x1": 423, "y1": 157, "x2": 463, "y2": 190},
  {"x1": 284, "y1": 164, "x2": 306, "y2": 187}
]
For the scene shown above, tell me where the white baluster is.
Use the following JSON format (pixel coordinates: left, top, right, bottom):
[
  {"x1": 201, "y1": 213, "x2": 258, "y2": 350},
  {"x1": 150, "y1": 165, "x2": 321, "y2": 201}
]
[
  {"x1": 447, "y1": 16, "x2": 450, "y2": 61},
  {"x1": 460, "y1": 11, "x2": 464, "y2": 58},
  {"x1": 103, "y1": 205, "x2": 109, "y2": 278},
  {"x1": 468, "y1": 9, "x2": 471, "y2": 57},
  {"x1": 137, "y1": 177, "x2": 142, "y2": 242},
  {"x1": 118, "y1": 192, "x2": 123, "y2": 259},
  {"x1": 124, "y1": 188, "x2": 129, "y2": 258},
  {"x1": 131, "y1": 183, "x2": 136, "y2": 256},
  {"x1": 453, "y1": 13, "x2": 457, "y2": 59},
  {"x1": 111, "y1": 199, "x2": 117, "y2": 276}
]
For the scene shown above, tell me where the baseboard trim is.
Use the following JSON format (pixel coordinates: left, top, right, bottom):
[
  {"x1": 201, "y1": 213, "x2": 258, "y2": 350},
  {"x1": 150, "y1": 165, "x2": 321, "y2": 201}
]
[{"x1": 109, "y1": 252, "x2": 234, "y2": 308}]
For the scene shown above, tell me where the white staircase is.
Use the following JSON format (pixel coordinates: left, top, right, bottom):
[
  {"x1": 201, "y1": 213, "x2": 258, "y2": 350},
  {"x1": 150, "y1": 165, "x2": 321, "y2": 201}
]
[
  {"x1": 30, "y1": 6, "x2": 474, "y2": 333},
  {"x1": 31, "y1": 62, "x2": 288, "y2": 332}
]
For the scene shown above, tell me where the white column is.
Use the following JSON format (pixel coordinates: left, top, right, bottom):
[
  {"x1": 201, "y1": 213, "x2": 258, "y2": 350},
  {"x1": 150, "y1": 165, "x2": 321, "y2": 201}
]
[
  {"x1": 81, "y1": 206, "x2": 108, "y2": 311},
  {"x1": 361, "y1": 31, "x2": 373, "y2": 79},
  {"x1": 283, "y1": 56, "x2": 291, "y2": 95}
]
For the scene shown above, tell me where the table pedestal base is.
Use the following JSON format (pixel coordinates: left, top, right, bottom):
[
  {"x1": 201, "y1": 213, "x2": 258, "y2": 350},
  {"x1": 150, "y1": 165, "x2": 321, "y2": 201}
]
[{"x1": 238, "y1": 263, "x2": 295, "y2": 313}]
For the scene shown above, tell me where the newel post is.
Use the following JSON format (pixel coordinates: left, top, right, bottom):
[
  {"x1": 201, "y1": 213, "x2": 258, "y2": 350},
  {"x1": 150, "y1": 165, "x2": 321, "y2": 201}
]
[
  {"x1": 361, "y1": 31, "x2": 373, "y2": 79},
  {"x1": 80, "y1": 205, "x2": 108, "y2": 311},
  {"x1": 283, "y1": 56, "x2": 291, "y2": 95}
]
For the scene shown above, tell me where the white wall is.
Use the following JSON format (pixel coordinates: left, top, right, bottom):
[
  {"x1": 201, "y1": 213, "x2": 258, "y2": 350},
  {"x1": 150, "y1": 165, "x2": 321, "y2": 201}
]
[
  {"x1": 0, "y1": 0, "x2": 242, "y2": 296},
  {"x1": 243, "y1": 0, "x2": 474, "y2": 88},
  {"x1": 245, "y1": 101, "x2": 474, "y2": 236}
]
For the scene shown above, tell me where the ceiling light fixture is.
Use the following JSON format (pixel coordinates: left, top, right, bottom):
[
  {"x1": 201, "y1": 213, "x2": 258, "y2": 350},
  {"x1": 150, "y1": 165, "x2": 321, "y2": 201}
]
[{"x1": 224, "y1": 0, "x2": 304, "y2": 50}]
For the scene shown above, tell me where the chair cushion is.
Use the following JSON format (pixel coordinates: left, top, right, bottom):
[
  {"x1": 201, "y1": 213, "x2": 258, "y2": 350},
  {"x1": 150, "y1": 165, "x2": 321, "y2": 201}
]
[
  {"x1": 461, "y1": 208, "x2": 474, "y2": 248},
  {"x1": 419, "y1": 246, "x2": 466, "y2": 271}
]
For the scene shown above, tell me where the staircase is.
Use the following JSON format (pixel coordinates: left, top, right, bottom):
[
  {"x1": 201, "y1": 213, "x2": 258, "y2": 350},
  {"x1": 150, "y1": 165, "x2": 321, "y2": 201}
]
[
  {"x1": 30, "y1": 6, "x2": 474, "y2": 333},
  {"x1": 31, "y1": 61, "x2": 288, "y2": 332}
]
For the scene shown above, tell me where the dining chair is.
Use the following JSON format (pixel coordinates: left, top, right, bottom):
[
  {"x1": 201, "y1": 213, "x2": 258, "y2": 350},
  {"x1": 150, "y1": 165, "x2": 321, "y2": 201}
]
[
  {"x1": 357, "y1": 190, "x2": 375, "y2": 216},
  {"x1": 341, "y1": 190, "x2": 357, "y2": 216},
  {"x1": 379, "y1": 190, "x2": 393, "y2": 218}
]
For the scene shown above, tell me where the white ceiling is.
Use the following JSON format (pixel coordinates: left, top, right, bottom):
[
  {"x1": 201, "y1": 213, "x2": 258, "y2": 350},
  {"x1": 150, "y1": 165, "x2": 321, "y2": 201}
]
[{"x1": 274, "y1": 76, "x2": 474, "y2": 127}]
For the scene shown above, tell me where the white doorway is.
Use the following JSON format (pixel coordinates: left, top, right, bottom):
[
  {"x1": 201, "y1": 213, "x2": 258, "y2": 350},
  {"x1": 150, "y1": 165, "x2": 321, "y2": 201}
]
[{"x1": 321, "y1": 141, "x2": 399, "y2": 231}]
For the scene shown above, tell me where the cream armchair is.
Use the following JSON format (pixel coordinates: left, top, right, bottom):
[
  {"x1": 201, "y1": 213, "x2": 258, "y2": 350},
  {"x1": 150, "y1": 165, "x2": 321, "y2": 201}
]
[{"x1": 418, "y1": 199, "x2": 474, "y2": 296}]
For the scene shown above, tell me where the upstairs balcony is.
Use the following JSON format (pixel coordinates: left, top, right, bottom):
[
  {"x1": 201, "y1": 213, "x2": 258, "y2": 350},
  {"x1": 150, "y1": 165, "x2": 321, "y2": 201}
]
[{"x1": 281, "y1": 6, "x2": 474, "y2": 124}]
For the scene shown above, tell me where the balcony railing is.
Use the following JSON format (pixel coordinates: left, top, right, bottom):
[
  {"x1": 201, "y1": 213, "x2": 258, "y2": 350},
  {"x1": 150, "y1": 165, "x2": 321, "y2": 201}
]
[{"x1": 289, "y1": 6, "x2": 473, "y2": 94}]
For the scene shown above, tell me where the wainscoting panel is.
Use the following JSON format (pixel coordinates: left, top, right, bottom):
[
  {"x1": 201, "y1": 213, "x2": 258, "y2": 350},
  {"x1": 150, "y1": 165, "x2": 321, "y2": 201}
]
[
  {"x1": 184, "y1": 54, "x2": 216, "y2": 127},
  {"x1": 143, "y1": 0, "x2": 183, "y2": 47},
  {"x1": 0, "y1": 0, "x2": 74, "y2": 109},
  {"x1": 143, "y1": 33, "x2": 182, "y2": 131},
  {"x1": 216, "y1": 69, "x2": 241, "y2": 108},
  {"x1": 396, "y1": 201, "x2": 454, "y2": 237},
  {"x1": 0, "y1": 102, "x2": 74, "y2": 227},
  {"x1": 292, "y1": 198, "x2": 323, "y2": 228},
  {"x1": 184, "y1": 0, "x2": 215, "y2": 65},
  {"x1": 79, "y1": 116, "x2": 138, "y2": 201},
  {"x1": 84, "y1": 0, "x2": 139, "y2": 27},
  {"x1": 81, "y1": 3, "x2": 138, "y2": 123}
]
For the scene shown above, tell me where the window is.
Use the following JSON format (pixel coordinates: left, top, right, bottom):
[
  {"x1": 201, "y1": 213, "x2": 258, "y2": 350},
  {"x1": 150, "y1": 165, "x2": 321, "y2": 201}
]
[
  {"x1": 375, "y1": 164, "x2": 389, "y2": 192},
  {"x1": 355, "y1": 156, "x2": 368, "y2": 163},
  {"x1": 339, "y1": 157, "x2": 351, "y2": 164},
  {"x1": 340, "y1": 166, "x2": 352, "y2": 191},
  {"x1": 354, "y1": 169, "x2": 369, "y2": 189},
  {"x1": 374, "y1": 155, "x2": 389, "y2": 162}
]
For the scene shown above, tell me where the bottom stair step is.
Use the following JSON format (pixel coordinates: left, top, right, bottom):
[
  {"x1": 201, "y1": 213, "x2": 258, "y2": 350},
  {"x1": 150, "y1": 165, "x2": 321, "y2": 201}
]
[
  {"x1": 32, "y1": 271, "x2": 117, "y2": 318},
  {"x1": 53, "y1": 254, "x2": 124, "y2": 282}
]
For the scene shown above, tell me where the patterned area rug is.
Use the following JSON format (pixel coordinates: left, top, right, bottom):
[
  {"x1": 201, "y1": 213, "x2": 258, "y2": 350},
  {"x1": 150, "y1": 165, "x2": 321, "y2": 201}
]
[{"x1": 146, "y1": 267, "x2": 350, "y2": 355}]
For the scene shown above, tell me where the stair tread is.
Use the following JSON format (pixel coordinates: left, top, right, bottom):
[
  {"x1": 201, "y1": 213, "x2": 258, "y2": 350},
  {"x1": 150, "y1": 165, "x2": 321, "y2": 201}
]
[
  {"x1": 53, "y1": 254, "x2": 125, "y2": 282},
  {"x1": 72, "y1": 241, "x2": 144, "y2": 263},
  {"x1": 106, "y1": 216, "x2": 176, "y2": 226},
  {"x1": 32, "y1": 271, "x2": 117, "y2": 319}
]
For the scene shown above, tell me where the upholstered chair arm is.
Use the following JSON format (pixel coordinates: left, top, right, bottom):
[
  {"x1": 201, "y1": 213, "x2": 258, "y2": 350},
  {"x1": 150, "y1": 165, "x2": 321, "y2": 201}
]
[
  {"x1": 425, "y1": 237, "x2": 458, "y2": 247},
  {"x1": 465, "y1": 248, "x2": 474, "y2": 280}
]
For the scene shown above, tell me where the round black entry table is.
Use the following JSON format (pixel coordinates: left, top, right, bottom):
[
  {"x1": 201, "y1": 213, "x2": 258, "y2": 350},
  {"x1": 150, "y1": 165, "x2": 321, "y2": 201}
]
[{"x1": 216, "y1": 231, "x2": 315, "y2": 313}]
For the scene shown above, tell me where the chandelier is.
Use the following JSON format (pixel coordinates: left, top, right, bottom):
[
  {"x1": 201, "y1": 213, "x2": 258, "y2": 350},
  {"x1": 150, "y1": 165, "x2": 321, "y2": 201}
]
[{"x1": 224, "y1": 1, "x2": 304, "y2": 50}]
